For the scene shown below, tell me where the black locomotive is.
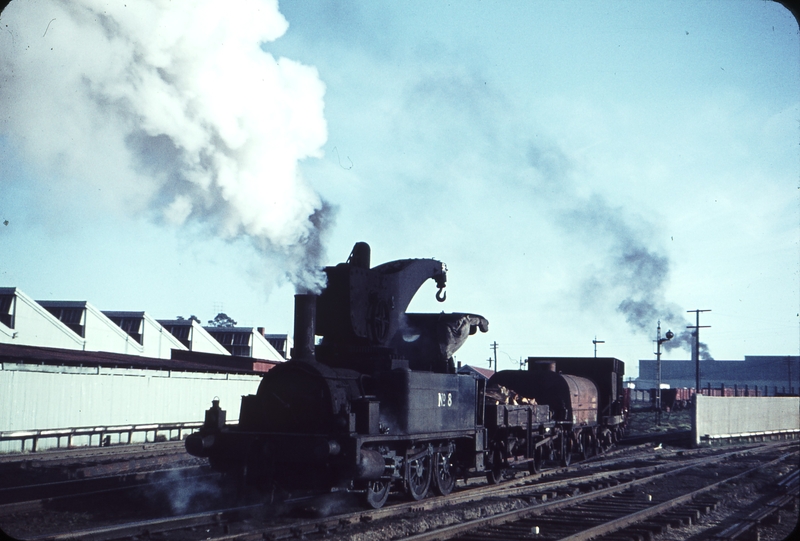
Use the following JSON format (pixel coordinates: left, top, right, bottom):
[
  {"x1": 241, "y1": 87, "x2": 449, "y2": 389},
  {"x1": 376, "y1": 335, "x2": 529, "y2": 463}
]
[{"x1": 185, "y1": 243, "x2": 627, "y2": 508}]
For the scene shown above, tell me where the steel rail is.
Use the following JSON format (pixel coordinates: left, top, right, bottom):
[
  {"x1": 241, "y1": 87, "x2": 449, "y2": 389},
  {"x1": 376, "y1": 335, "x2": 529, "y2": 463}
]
[
  {"x1": 21, "y1": 441, "x2": 796, "y2": 541},
  {"x1": 18, "y1": 445, "x2": 666, "y2": 541},
  {"x1": 394, "y1": 446, "x2": 798, "y2": 541},
  {"x1": 200, "y1": 442, "x2": 798, "y2": 541},
  {"x1": 710, "y1": 468, "x2": 800, "y2": 540},
  {"x1": 0, "y1": 439, "x2": 188, "y2": 467},
  {"x1": 553, "y1": 452, "x2": 797, "y2": 541},
  {"x1": 28, "y1": 504, "x2": 263, "y2": 541},
  {"x1": 0, "y1": 466, "x2": 218, "y2": 517}
]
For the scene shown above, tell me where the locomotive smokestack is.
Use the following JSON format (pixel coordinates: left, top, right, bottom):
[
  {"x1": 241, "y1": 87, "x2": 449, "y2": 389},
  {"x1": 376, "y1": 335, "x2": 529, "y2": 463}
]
[{"x1": 293, "y1": 294, "x2": 317, "y2": 362}]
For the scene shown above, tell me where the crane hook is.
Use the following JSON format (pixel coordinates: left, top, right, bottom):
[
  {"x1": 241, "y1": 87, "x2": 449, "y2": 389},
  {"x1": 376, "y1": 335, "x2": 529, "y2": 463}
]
[{"x1": 436, "y1": 287, "x2": 446, "y2": 302}]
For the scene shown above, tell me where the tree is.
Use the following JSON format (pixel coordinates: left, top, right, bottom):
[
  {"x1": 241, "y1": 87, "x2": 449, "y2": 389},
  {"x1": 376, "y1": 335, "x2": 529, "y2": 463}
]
[
  {"x1": 208, "y1": 312, "x2": 237, "y2": 328},
  {"x1": 176, "y1": 315, "x2": 200, "y2": 322}
]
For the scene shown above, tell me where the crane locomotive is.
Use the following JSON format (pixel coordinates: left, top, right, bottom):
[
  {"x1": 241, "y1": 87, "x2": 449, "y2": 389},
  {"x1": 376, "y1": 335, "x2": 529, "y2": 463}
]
[{"x1": 185, "y1": 243, "x2": 627, "y2": 508}]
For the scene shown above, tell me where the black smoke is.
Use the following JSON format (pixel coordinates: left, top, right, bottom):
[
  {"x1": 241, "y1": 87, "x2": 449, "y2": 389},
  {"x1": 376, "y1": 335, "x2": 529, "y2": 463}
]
[{"x1": 528, "y1": 142, "x2": 713, "y2": 359}]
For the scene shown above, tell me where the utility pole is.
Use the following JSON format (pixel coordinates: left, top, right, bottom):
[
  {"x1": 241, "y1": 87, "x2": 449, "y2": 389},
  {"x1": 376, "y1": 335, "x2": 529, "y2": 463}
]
[
  {"x1": 490, "y1": 341, "x2": 498, "y2": 371},
  {"x1": 593, "y1": 336, "x2": 605, "y2": 358},
  {"x1": 654, "y1": 321, "x2": 674, "y2": 426},
  {"x1": 687, "y1": 309, "x2": 711, "y2": 394}
]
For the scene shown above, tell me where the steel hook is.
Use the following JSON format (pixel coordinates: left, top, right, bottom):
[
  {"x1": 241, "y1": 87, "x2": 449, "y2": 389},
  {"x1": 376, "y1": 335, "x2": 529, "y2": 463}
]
[{"x1": 436, "y1": 287, "x2": 446, "y2": 302}]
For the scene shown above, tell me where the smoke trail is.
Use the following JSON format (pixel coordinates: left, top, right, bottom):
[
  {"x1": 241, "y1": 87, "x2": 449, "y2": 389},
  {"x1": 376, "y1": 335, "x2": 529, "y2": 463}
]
[
  {"x1": 0, "y1": 0, "x2": 332, "y2": 291},
  {"x1": 528, "y1": 144, "x2": 713, "y2": 359}
]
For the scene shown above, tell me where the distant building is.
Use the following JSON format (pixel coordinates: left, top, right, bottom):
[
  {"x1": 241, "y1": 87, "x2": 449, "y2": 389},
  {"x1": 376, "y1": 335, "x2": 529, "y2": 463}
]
[
  {"x1": 158, "y1": 319, "x2": 231, "y2": 356},
  {"x1": 0, "y1": 287, "x2": 287, "y2": 363},
  {"x1": 263, "y1": 333, "x2": 292, "y2": 360},
  {"x1": 203, "y1": 327, "x2": 285, "y2": 362},
  {"x1": 0, "y1": 288, "x2": 185, "y2": 357},
  {"x1": 457, "y1": 364, "x2": 495, "y2": 380},
  {"x1": 1, "y1": 288, "x2": 86, "y2": 350},
  {"x1": 635, "y1": 356, "x2": 800, "y2": 394},
  {"x1": 102, "y1": 311, "x2": 187, "y2": 358}
]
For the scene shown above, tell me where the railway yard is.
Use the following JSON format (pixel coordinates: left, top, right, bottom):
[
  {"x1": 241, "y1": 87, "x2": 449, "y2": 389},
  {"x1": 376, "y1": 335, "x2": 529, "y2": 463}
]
[{"x1": 0, "y1": 409, "x2": 797, "y2": 541}]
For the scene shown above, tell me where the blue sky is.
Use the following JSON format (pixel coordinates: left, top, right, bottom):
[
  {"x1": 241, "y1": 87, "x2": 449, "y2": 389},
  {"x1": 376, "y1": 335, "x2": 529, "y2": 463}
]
[{"x1": 1, "y1": 1, "x2": 798, "y2": 377}]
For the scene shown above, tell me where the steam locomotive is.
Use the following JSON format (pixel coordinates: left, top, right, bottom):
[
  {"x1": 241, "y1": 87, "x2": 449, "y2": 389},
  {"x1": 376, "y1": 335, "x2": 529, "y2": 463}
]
[{"x1": 185, "y1": 243, "x2": 627, "y2": 508}]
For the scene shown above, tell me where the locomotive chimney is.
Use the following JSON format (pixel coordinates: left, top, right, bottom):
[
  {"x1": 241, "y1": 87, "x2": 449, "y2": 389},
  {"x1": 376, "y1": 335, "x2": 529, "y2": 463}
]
[{"x1": 293, "y1": 293, "x2": 317, "y2": 362}]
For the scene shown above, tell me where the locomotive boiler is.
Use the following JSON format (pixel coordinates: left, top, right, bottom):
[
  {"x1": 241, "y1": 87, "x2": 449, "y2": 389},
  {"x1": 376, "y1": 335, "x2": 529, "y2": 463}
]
[{"x1": 186, "y1": 242, "x2": 627, "y2": 508}]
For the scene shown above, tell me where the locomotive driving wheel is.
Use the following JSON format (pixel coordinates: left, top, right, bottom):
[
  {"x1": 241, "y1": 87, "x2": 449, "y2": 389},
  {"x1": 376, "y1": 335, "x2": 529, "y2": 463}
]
[
  {"x1": 406, "y1": 453, "x2": 432, "y2": 500},
  {"x1": 433, "y1": 448, "x2": 456, "y2": 496},
  {"x1": 365, "y1": 478, "x2": 391, "y2": 509}
]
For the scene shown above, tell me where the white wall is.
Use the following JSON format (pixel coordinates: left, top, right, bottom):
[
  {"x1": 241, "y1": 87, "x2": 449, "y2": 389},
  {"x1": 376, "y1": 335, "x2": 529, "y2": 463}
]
[
  {"x1": 693, "y1": 395, "x2": 800, "y2": 446},
  {"x1": 0, "y1": 362, "x2": 262, "y2": 452},
  {"x1": 81, "y1": 303, "x2": 144, "y2": 355},
  {"x1": 251, "y1": 332, "x2": 285, "y2": 361},
  {"x1": 0, "y1": 290, "x2": 84, "y2": 350},
  {"x1": 140, "y1": 314, "x2": 187, "y2": 358},
  {"x1": 188, "y1": 322, "x2": 231, "y2": 355}
]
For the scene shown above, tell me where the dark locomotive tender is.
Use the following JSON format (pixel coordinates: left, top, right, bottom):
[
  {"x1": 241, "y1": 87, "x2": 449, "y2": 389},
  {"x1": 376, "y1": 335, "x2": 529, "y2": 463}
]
[{"x1": 186, "y1": 243, "x2": 627, "y2": 508}]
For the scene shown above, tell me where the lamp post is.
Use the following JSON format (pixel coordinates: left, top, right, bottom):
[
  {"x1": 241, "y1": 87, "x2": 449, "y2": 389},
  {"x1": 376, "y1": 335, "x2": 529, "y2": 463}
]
[{"x1": 655, "y1": 321, "x2": 674, "y2": 426}]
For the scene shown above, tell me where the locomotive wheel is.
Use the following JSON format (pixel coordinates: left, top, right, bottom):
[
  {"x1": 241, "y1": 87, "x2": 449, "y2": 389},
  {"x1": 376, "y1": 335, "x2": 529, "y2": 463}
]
[
  {"x1": 580, "y1": 431, "x2": 595, "y2": 460},
  {"x1": 365, "y1": 479, "x2": 391, "y2": 509},
  {"x1": 559, "y1": 435, "x2": 572, "y2": 467},
  {"x1": 485, "y1": 447, "x2": 504, "y2": 484},
  {"x1": 599, "y1": 428, "x2": 613, "y2": 452},
  {"x1": 528, "y1": 445, "x2": 544, "y2": 474},
  {"x1": 406, "y1": 454, "x2": 432, "y2": 500},
  {"x1": 433, "y1": 451, "x2": 456, "y2": 496}
]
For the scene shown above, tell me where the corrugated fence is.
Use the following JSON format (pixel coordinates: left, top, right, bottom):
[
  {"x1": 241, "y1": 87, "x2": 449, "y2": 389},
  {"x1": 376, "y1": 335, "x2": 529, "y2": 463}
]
[
  {"x1": 0, "y1": 362, "x2": 261, "y2": 452},
  {"x1": 693, "y1": 395, "x2": 800, "y2": 446}
]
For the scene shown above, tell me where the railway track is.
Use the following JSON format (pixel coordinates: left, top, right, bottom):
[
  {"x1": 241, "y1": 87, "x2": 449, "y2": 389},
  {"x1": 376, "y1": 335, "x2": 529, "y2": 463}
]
[
  {"x1": 0, "y1": 440, "x2": 188, "y2": 467},
  {"x1": 400, "y1": 443, "x2": 799, "y2": 541},
  {"x1": 18, "y1": 440, "x2": 797, "y2": 541},
  {"x1": 0, "y1": 440, "x2": 197, "y2": 490},
  {"x1": 0, "y1": 465, "x2": 218, "y2": 517}
]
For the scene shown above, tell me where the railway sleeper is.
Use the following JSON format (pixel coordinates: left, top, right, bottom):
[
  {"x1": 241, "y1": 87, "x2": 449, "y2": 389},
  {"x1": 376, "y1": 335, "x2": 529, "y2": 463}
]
[
  {"x1": 602, "y1": 533, "x2": 651, "y2": 541},
  {"x1": 648, "y1": 515, "x2": 687, "y2": 529},
  {"x1": 712, "y1": 492, "x2": 799, "y2": 539},
  {"x1": 491, "y1": 523, "x2": 575, "y2": 538},
  {"x1": 522, "y1": 491, "x2": 553, "y2": 503},
  {"x1": 576, "y1": 501, "x2": 651, "y2": 512},
  {"x1": 693, "y1": 497, "x2": 720, "y2": 513},
  {"x1": 519, "y1": 515, "x2": 608, "y2": 529},
  {"x1": 555, "y1": 510, "x2": 620, "y2": 523},
  {"x1": 610, "y1": 528, "x2": 656, "y2": 541}
]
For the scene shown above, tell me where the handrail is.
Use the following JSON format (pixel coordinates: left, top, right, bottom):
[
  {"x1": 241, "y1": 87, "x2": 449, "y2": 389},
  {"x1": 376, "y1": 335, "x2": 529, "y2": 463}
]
[{"x1": 0, "y1": 420, "x2": 238, "y2": 453}]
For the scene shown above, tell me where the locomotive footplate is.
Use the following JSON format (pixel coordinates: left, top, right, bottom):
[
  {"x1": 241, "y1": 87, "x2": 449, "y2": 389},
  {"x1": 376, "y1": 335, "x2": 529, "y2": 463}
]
[{"x1": 352, "y1": 428, "x2": 480, "y2": 445}]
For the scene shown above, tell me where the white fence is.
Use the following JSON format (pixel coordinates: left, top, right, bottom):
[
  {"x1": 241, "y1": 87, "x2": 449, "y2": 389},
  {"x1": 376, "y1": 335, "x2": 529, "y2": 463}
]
[
  {"x1": 0, "y1": 362, "x2": 261, "y2": 452},
  {"x1": 693, "y1": 395, "x2": 800, "y2": 446}
]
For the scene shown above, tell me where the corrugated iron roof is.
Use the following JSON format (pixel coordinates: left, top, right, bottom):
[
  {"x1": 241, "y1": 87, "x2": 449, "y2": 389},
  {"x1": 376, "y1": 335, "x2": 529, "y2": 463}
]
[{"x1": 0, "y1": 342, "x2": 269, "y2": 375}]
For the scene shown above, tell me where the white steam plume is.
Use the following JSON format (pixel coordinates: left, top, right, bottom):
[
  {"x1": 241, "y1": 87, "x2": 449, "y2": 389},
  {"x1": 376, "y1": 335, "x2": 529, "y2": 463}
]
[{"x1": 0, "y1": 0, "x2": 332, "y2": 290}]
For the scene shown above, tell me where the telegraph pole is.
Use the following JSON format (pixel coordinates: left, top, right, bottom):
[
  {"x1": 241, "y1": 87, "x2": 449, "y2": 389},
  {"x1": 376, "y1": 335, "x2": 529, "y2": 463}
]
[
  {"x1": 687, "y1": 309, "x2": 711, "y2": 393},
  {"x1": 489, "y1": 341, "x2": 499, "y2": 371},
  {"x1": 593, "y1": 336, "x2": 605, "y2": 358}
]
